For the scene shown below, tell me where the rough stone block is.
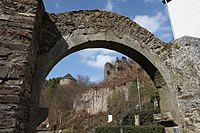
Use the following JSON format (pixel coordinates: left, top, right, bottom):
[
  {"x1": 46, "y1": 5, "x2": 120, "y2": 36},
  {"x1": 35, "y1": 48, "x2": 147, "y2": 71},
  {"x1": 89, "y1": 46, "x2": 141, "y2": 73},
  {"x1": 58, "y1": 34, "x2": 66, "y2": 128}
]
[
  {"x1": 0, "y1": 86, "x2": 23, "y2": 95},
  {"x1": 0, "y1": 95, "x2": 20, "y2": 104},
  {"x1": 0, "y1": 66, "x2": 9, "y2": 78},
  {"x1": 0, "y1": 128, "x2": 19, "y2": 133},
  {"x1": 7, "y1": 64, "x2": 26, "y2": 79},
  {"x1": 0, "y1": 119, "x2": 18, "y2": 128},
  {"x1": 0, "y1": 51, "x2": 12, "y2": 57},
  {"x1": 0, "y1": 103, "x2": 28, "y2": 121},
  {"x1": 24, "y1": 90, "x2": 31, "y2": 100},
  {"x1": 4, "y1": 79, "x2": 23, "y2": 86}
]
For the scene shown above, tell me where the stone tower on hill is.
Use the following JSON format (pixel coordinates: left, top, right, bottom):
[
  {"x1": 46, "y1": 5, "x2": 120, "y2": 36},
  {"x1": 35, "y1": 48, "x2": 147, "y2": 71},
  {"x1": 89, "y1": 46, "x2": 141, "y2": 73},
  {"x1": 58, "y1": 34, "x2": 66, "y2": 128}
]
[
  {"x1": 59, "y1": 73, "x2": 76, "y2": 85},
  {"x1": 104, "y1": 57, "x2": 140, "y2": 81}
]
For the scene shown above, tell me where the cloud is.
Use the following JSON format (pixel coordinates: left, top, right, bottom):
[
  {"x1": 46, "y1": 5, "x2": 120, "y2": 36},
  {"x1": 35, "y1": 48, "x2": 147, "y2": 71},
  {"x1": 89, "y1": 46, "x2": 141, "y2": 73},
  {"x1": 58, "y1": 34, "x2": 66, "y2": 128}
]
[
  {"x1": 105, "y1": 0, "x2": 113, "y2": 11},
  {"x1": 79, "y1": 49, "x2": 116, "y2": 69},
  {"x1": 104, "y1": 0, "x2": 126, "y2": 11},
  {"x1": 55, "y1": 2, "x2": 60, "y2": 9},
  {"x1": 87, "y1": 55, "x2": 115, "y2": 68},
  {"x1": 133, "y1": 12, "x2": 167, "y2": 33},
  {"x1": 133, "y1": 11, "x2": 172, "y2": 41}
]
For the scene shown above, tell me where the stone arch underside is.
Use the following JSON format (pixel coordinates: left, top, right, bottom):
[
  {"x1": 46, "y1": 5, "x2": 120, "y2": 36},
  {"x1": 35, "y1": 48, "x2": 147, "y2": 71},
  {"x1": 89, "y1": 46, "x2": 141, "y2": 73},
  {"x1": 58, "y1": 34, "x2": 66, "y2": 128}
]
[{"x1": 28, "y1": 10, "x2": 182, "y2": 132}]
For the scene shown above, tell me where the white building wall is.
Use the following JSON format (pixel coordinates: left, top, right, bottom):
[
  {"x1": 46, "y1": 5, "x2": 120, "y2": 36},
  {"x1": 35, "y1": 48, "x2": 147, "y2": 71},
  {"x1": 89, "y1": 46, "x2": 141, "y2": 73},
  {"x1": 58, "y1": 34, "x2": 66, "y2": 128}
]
[{"x1": 167, "y1": 0, "x2": 200, "y2": 39}]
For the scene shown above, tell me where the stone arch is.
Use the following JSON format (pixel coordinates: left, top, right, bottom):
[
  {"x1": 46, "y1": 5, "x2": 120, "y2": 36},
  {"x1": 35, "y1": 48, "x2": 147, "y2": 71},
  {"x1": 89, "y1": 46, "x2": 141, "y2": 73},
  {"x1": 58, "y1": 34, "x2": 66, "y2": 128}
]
[
  {"x1": 1, "y1": 0, "x2": 200, "y2": 132},
  {"x1": 1, "y1": 0, "x2": 191, "y2": 132},
  {"x1": 27, "y1": 10, "x2": 181, "y2": 132}
]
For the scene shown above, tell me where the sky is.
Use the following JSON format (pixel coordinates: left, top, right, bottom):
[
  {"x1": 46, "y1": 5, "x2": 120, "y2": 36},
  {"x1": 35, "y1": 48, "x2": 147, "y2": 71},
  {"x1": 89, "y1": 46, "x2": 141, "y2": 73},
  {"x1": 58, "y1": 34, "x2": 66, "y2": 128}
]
[{"x1": 44, "y1": 0, "x2": 173, "y2": 82}]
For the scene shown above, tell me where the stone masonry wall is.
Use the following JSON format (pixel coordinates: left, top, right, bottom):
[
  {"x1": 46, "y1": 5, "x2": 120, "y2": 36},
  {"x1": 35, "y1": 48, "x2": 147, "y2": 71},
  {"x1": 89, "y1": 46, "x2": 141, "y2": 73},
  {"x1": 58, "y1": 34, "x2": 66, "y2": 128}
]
[
  {"x1": 171, "y1": 36, "x2": 200, "y2": 132},
  {"x1": 0, "y1": 0, "x2": 44, "y2": 132}
]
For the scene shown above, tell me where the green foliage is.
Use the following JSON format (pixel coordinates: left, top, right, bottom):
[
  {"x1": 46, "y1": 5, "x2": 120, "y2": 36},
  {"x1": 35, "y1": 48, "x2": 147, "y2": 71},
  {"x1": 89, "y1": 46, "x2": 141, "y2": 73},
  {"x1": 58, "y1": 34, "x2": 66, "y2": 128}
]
[
  {"x1": 62, "y1": 128, "x2": 73, "y2": 133},
  {"x1": 150, "y1": 95, "x2": 155, "y2": 103},
  {"x1": 131, "y1": 80, "x2": 137, "y2": 91},
  {"x1": 44, "y1": 77, "x2": 61, "y2": 97},
  {"x1": 138, "y1": 109, "x2": 160, "y2": 125},
  {"x1": 95, "y1": 125, "x2": 165, "y2": 133},
  {"x1": 122, "y1": 114, "x2": 134, "y2": 125},
  {"x1": 108, "y1": 89, "x2": 125, "y2": 107},
  {"x1": 155, "y1": 91, "x2": 160, "y2": 101},
  {"x1": 122, "y1": 108, "x2": 161, "y2": 126},
  {"x1": 150, "y1": 91, "x2": 160, "y2": 108},
  {"x1": 127, "y1": 80, "x2": 139, "y2": 111},
  {"x1": 128, "y1": 80, "x2": 137, "y2": 103}
]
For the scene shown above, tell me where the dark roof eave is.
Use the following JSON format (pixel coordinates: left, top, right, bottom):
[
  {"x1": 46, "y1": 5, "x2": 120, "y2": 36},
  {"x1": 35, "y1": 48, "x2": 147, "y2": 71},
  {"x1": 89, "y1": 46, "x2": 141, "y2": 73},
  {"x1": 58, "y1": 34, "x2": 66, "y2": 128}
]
[{"x1": 162, "y1": 0, "x2": 173, "y2": 4}]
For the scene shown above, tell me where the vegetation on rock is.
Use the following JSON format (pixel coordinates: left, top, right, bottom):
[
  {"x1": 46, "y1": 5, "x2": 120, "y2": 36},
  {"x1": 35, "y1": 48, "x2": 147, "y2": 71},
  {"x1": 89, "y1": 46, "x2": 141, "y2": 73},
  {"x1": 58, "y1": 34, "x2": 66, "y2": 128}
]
[{"x1": 38, "y1": 57, "x2": 161, "y2": 131}]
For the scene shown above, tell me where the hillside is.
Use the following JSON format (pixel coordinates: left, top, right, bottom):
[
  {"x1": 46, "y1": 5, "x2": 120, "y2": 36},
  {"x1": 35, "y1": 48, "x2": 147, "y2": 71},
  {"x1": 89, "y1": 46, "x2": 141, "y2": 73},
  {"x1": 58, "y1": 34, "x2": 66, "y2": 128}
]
[{"x1": 38, "y1": 57, "x2": 159, "y2": 132}]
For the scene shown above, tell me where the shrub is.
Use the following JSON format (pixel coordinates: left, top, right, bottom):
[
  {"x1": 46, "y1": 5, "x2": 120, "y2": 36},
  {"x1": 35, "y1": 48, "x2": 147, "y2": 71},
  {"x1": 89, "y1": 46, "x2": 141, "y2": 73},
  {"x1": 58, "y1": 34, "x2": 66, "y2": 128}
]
[
  {"x1": 62, "y1": 128, "x2": 73, "y2": 133},
  {"x1": 95, "y1": 125, "x2": 165, "y2": 133},
  {"x1": 138, "y1": 108, "x2": 160, "y2": 125},
  {"x1": 122, "y1": 108, "x2": 161, "y2": 126}
]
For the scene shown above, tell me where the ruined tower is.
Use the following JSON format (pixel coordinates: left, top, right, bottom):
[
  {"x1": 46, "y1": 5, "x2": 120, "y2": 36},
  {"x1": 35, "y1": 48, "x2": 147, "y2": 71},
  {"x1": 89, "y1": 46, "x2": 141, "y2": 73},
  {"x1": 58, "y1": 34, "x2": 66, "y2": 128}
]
[{"x1": 59, "y1": 73, "x2": 76, "y2": 85}]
